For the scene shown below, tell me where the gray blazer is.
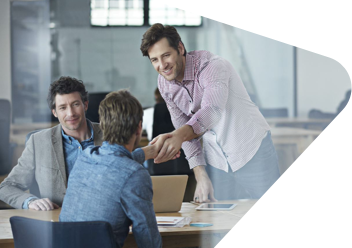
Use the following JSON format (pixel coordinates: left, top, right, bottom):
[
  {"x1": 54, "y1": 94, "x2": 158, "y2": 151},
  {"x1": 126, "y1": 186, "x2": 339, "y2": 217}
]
[{"x1": 0, "y1": 122, "x2": 103, "y2": 209}]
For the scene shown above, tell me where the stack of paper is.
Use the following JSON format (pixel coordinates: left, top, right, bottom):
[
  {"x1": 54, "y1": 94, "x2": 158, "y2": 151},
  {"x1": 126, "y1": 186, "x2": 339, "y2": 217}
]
[{"x1": 156, "y1": 217, "x2": 187, "y2": 227}]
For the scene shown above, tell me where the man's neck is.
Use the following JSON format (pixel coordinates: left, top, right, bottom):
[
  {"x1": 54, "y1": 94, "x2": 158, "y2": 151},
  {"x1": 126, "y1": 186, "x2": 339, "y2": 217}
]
[
  {"x1": 123, "y1": 137, "x2": 136, "y2": 153},
  {"x1": 62, "y1": 120, "x2": 91, "y2": 143}
]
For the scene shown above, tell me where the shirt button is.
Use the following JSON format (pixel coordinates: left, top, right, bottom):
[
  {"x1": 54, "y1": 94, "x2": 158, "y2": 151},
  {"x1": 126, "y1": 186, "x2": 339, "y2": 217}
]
[
  {"x1": 189, "y1": 100, "x2": 192, "y2": 103},
  {"x1": 78, "y1": 146, "x2": 81, "y2": 149}
]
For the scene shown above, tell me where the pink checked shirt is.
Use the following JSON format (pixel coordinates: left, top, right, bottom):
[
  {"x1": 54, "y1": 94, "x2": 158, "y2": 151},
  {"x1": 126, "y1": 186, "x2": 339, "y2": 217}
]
[{"x1": 158, "y1": 51, "x2": 270, "y2": 173}]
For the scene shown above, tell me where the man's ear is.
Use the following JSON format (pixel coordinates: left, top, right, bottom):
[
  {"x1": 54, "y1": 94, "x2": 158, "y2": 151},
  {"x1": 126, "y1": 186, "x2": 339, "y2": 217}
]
[
  {"x1": 178, "y1": 41, "x2": 185, "y2": 55},
  {"x1": 136, "y1": 121, "x2": 142, "y2": 136},
  {"x1": 52, "y1": 109, "x2": 57, "y2": 118},
  {"x1": 84, "y1": 101, "x2": 89, "y2": 112}
]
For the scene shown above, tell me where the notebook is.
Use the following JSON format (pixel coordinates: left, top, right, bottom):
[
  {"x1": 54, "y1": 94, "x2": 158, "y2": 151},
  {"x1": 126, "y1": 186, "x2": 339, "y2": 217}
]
[{"x1": 151, "y1": 175, "x2": 188, "y2": 213}]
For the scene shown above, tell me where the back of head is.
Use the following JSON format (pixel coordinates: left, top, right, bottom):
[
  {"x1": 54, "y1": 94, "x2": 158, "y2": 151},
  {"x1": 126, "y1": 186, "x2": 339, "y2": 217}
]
[
  {"x1": 99, "y1": 90, "x2": 143, "y2": 145},
  {"x1": 47, "y1": 76, "x2": 88, "y2": 110},
  {"x1": 140, "y1": 23, "x2": 187, "y2": 57}
]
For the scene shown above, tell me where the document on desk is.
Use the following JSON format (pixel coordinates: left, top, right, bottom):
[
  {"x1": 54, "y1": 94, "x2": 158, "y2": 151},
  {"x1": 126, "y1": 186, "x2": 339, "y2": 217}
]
[{"x1": 156, "y1": 216, "x2": 191, "y2": 227}]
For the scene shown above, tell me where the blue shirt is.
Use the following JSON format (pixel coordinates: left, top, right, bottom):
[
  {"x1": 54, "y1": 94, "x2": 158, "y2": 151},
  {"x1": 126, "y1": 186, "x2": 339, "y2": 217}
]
[
  {"x1": 61, "y1": 121, "x2": 94, "y2": 178},
  {"x1": 59, "y1": 142, "x2": 162, "y2": 248},
  {"x1": 22, "y1": 121, "x2": 95, "y2": 209}
]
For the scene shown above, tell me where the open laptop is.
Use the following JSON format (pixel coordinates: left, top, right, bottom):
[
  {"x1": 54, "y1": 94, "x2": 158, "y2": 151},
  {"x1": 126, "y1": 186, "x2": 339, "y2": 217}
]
[{"x1": 151, "y1": 175, "x2": 188, "y2": 213}]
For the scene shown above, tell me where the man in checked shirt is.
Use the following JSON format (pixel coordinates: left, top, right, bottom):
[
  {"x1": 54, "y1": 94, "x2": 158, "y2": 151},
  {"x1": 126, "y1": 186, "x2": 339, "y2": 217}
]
[{"x1": 140, "y1": 23, "x2": 280, "y2": 203}]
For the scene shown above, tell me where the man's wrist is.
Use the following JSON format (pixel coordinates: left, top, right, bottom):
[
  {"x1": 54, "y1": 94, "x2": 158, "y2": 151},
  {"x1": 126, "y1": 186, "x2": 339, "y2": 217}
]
[
  {"x1": 173, "y1": 125, "x2": 197, "y2": 142},
  {"x1": 141, "y1": 146, "x2": 155, "y2": 161},
  {"x1": 193, "y1": 165, "x2": 207, "y2": 181},
  {"x1": 27, "y1": 198, "x2": 38, "y2": 208}
]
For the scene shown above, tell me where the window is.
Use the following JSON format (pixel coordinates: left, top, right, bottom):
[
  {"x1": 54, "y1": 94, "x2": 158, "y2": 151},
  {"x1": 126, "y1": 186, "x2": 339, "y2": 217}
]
[{"x1": 91, "y1": 0, "x2": 202, "y2": 26}]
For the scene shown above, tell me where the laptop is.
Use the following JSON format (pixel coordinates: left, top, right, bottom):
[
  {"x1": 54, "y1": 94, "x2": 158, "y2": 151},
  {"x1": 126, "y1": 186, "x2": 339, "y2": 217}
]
[{"x1": 151, "y1": 175, "x2": 188, "y2": 213}]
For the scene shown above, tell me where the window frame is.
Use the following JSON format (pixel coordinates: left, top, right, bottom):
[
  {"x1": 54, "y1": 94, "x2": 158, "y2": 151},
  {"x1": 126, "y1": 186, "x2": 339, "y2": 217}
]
[{"x1": 90, "y1": 0, "x2": 203, "y2": 27}]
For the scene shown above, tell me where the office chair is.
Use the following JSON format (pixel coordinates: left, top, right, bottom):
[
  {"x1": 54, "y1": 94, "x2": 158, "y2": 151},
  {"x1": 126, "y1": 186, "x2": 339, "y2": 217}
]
[
  {"x1": 0, "y1": 99, "x2": 15, "y2": 175},
  {"x1": 10, "y1": 216, "x2": 117, "y2": 248},
  {"x1": 85, "y1": 92, "x2": 109, "y2": 123},
  {"x1": 147, "y1": 102, "x2": 196, "y2": 201}
]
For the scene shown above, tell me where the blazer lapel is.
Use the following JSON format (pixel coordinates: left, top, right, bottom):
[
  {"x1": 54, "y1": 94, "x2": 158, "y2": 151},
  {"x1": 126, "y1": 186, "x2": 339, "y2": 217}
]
[{"x1": 51, "y1": 125, "x2": 68, "y2": 187}]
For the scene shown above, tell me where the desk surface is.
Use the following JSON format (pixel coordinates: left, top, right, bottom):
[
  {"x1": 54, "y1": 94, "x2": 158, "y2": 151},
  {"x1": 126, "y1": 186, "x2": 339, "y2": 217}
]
[{"x1": 0, "y1": 200, "x2": 256, "y2": 247}]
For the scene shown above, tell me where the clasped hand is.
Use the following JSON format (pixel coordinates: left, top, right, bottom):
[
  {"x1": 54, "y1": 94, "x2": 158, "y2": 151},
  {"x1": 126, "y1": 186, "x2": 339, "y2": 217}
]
[{"x1": 150, "y1": 133, "x2": 183, "y2": 163}]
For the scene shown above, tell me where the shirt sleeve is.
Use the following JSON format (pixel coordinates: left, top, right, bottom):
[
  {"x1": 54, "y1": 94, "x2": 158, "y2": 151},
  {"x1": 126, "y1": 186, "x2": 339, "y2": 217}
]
[
  {"x1": 186, "y1": 59, "x2": 230, "y2": 134},
  {"x1": 158, "y1": 80, "x2": 206, "y2": 169},
  {"x1": 120, "y1": 168, "x2": 162, "y2": 248},
  {"x1": 131, "y1": 148, "x2": 145, "y2": 165}
]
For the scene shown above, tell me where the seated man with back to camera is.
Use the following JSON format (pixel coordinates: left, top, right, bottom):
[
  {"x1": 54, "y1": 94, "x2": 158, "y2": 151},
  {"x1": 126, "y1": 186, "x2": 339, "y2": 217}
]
[
  {"x1": 0, "y1": 76, "x2": 104, "y2": 210},
  {"x1": 60, "y1": 90, "x2": 164, "y2": 248}
]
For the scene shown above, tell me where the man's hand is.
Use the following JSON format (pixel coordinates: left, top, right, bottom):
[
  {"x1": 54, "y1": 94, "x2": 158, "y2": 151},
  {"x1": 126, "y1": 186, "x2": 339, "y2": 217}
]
[
  {"x1": 193, "y1": 165, "x2": 217, "y2": 203},
  {"x1": 28, "y1": 198, "x2": 59, "y2": 211},
  {"x1": 142, "y1": 133, "x2": 180, "y2": 161},
  {"x1": 151, "y1": 133, "x2": 183, "y2": 163}
]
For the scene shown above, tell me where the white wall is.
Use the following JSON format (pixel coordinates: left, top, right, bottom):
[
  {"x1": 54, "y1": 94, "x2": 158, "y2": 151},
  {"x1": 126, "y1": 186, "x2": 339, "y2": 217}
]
[{"x1": 297, "y1": 48, "x2": 351, "y2": 117}]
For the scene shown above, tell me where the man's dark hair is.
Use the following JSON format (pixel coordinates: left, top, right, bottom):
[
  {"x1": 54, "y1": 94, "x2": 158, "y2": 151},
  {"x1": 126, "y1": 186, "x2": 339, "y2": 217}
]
[
  {"x1": 140, "y1": 23, "x2": 187, "y2": 57},
  {"x1": 47, "y1": 76, "x2": 88, "y2": 110}
]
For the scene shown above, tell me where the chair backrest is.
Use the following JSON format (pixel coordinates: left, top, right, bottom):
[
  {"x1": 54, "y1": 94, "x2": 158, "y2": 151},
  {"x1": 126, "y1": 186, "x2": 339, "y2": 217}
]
[
  {"x1": 10, "y1": 216, "x2": 117, "y2": 248},
  {"x1": 0, "y1": 99, "x2": 11, "y2": 174},
  {"x1": 147, "y1": 102, "x2": 193, "y2": 176},
  {"x1": 85, "y1": 92, "x2": 109, "y2": 123}
]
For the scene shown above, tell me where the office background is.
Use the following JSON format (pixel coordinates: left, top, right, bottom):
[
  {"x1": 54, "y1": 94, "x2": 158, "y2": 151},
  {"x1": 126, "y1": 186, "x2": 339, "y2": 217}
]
[{"x1": 0, "y1": 0, "x2": 350, "y2": 125}]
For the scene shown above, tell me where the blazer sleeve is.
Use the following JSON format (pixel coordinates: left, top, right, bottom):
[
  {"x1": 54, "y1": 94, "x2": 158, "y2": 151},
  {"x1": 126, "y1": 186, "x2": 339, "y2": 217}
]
[{"x1": 0, "y1": 134, "x2": 39, "y2": 209}]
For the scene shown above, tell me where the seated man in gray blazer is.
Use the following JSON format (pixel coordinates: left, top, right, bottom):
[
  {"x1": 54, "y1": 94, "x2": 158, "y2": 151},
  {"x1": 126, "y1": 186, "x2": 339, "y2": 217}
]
[{"x1": 0, "y1": 76, "x2": 103, "y2": 210}]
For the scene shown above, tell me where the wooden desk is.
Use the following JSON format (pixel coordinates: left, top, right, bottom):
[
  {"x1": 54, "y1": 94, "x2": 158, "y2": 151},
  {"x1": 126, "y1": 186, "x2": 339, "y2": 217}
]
[{"x1": 0, "y1": 200, "x2": 256, "y2": 248}]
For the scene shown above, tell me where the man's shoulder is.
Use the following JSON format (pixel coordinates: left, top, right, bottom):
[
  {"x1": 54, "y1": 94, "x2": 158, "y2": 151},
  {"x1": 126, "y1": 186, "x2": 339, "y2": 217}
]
[{"x1": 30, "y1": 124, "x2": 61, "y2": 139}]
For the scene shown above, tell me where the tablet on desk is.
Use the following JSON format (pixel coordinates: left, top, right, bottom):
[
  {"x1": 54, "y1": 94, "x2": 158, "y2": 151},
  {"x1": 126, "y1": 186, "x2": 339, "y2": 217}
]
[{"x1": 196, "y1": 203, "x2": 237, "y2": 211}]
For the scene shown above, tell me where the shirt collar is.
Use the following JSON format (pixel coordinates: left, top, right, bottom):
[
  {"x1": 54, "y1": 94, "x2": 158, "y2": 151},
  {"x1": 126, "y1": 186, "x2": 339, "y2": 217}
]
[{"x1": 182, "y1": 53, "x2": 195, "y2": 82}]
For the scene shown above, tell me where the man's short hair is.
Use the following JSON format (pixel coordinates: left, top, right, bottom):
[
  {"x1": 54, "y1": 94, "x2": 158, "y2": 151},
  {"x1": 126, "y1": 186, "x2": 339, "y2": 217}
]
[
  {"x1": 47, "y1": 76, "x2": 88, "y2": 110},
  {"x1": 140, "y1": 23, "x2": 187, "y2": 57},
  {"x1": 99, "y1": 90, "x2": 143, "y2": 145}
]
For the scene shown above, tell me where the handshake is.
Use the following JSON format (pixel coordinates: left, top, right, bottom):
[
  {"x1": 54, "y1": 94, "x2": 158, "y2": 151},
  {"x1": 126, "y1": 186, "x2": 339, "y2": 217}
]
[{"x1": 146, "y1": 132, "x2": 184, "y2": 163}]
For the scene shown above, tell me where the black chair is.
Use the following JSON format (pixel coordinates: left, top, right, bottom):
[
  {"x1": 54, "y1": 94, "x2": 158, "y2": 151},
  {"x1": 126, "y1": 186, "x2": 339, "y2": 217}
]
[
  {"x1": 147, "y1": 102, "x2": 196, "y2": 201},
  {"x1": 147, "y1": 102, "x2": 193, "y2": 176},
  {"x1": 85, "y1": 92, "x2": 109, "y2": 123},
  {"x1": 10, "y1": 216, "x2": 117, "y2": 248},
  {"x1": 0, "y1": 99, "x2": 16, "y2": 175}
]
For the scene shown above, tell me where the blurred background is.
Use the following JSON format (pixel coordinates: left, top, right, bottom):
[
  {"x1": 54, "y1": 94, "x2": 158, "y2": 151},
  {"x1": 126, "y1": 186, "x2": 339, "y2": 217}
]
[{"x1": 0, "y1": 0, "x2": 350, "y2": 177}]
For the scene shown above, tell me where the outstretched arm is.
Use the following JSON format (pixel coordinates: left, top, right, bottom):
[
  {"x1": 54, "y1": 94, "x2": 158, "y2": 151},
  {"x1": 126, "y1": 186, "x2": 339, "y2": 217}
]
[{"x1": 151, "y1": 125, "x2": 198, "y2": 163}]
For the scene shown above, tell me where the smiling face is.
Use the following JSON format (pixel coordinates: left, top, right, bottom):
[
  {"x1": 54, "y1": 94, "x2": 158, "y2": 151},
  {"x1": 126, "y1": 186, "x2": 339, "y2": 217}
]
[
  {"x1": 52, "y1": 92, "x2": 88, "y2": 133},
  {"x1": 148, "y1": 37, "x2": 186, "y2": 82}
]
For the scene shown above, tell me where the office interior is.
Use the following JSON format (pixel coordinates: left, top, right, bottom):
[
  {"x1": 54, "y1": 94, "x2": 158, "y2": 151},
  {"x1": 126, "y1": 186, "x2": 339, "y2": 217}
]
[
  {"x1": 1, "y1": 0, "x2": 350, "y2": 173},
  {"x1": 0, "y1": 0, "x2": 351, "y2": 247},
  {"x1": 0, "y1": 0, "x2": 351, "y2": 186}
]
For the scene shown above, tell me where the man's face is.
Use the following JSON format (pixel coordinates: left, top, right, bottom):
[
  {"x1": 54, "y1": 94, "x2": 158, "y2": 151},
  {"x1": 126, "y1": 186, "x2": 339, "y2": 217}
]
[
  {"x1": 52, "y1": 92, "x2": 88, "y2": 133},
  {"x1": 148, "y1": 37, "x2": 185, "y2": 82}
]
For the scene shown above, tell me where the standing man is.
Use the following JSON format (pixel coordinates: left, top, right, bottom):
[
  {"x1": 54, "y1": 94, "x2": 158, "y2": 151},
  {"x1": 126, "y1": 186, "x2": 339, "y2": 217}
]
[
  {"x1": 60, "y1": 90, "x2": 163, "y2": 248},
  {"x1": 140, "y1": 23, "x2": 280, "y2": 202},
  {"x1": 0, "y1": 76, "x2": 103, "y2": 210}
]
